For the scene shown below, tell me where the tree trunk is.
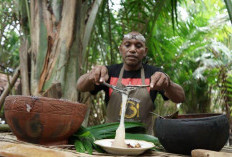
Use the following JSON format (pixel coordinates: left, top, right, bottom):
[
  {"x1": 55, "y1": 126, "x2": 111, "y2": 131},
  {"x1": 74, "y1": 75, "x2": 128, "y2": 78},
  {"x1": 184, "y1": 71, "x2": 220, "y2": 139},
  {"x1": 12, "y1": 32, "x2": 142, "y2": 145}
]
[
  {"x1": 19, "y1": 37, "x2": 30, "y2": 95},
  {"x1": 18, "y1": 0, "x2": 102, "y2": 102},
  {"x1": 224, "y1": 0, "x2": 232, "y2": 25}
]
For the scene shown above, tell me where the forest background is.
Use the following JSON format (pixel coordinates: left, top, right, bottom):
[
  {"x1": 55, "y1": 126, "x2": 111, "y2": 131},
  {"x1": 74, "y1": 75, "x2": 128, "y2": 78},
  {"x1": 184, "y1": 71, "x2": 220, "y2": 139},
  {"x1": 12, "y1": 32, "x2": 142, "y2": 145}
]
[{"x1": 0, "y1": 0, "x2": 232, "y2": 133}]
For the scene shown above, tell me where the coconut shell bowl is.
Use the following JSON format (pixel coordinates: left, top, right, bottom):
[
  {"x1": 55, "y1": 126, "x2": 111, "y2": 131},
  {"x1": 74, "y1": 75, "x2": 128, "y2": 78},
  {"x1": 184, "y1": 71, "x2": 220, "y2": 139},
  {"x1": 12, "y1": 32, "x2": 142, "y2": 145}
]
[
  {"x1": 4, "y1": 95, "x2": 87, "y2": 145},
  {"x1": 154, "y1": 113, "x2": 229, "y2": 155}
]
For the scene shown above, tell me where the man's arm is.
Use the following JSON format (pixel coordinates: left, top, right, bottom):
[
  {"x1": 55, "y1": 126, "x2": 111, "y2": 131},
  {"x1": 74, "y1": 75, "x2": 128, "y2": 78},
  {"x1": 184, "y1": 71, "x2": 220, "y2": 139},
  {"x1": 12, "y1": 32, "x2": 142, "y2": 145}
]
[
  {"x1": 150, "y1": 72, "x2": 185, "y2": 103},
  {"x1": 164, "y1": 81, "x2": 185, "y2": 103},
  {"x1": 76, "y1": 73, "x2": 95, "y2": 92},
  {"x1": 76, "y1": 65, "x2": 109, "y2": 92}
]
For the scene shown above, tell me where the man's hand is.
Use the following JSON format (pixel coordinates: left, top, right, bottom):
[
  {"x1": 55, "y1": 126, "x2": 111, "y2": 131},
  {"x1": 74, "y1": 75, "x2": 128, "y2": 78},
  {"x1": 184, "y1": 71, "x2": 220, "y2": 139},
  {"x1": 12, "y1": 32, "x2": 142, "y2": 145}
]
[
  {"x1": 150, "y1": 72, "x2": 185, "y2": 103},
  {"x1": 150, "y1": 72, "x2": 170, "y2": 91},
  {"x1": 77, "y1": 65, "x2": 109, "y2": 92},
  {"x1": 88, "y1": 65, "x2": 109, "y2": 85}
]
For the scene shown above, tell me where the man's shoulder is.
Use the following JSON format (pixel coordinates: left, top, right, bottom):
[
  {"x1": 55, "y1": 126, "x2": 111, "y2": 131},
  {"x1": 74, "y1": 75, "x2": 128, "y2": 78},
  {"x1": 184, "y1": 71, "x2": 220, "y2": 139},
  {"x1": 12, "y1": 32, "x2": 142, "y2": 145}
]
[
  {"x1": 107, "y1": 63, "x2": 123, "y2": 76},
  {"x1": 143, "y1": 64, "x2": 161, "y2": 72},
  {"x1": 143, "y1": 64, "x2": 162, "y2": 78},
  {"x1": 107, "y1": 63, "x2": 123, "y2": 71}
]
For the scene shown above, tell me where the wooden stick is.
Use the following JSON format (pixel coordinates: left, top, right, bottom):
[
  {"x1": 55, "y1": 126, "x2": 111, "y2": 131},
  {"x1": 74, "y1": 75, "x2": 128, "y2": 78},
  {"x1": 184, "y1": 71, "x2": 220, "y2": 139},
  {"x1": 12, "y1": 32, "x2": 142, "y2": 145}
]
[
  {"x1": 0, "y1": 67, "x2": 20, "y2": 110},
  {"x1": 192, "y1": 149, "x2": 232, "y2": 157}
]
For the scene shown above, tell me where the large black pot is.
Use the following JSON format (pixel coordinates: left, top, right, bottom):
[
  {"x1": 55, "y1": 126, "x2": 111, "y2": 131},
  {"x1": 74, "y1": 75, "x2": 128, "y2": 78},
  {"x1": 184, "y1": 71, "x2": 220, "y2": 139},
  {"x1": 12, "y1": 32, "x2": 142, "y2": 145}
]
[{"x1": 154, "y1": 113, "x2": 229, "y2": 155}]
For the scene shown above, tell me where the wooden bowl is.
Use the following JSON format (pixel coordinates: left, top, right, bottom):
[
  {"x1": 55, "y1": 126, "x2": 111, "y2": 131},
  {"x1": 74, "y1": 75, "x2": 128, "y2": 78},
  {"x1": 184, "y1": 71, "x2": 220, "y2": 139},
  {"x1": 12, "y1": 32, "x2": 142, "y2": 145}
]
[
  {"x1": 154, "y1": 113, "x2": 229, "y2": 155},
  {"x1": 4, "y1": 95, "x2": 87, "y2": 145}
]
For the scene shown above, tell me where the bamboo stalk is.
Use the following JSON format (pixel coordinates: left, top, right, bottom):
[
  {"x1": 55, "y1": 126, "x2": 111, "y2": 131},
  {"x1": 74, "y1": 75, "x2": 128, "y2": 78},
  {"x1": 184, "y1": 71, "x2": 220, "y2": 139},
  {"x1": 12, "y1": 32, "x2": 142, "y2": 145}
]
[
  {"x1": 81, "y1": 0, "x2": 103, "y2": 66},
  {"x1": 224, "y1": 0, "x2": 232, "y2": 25},
  {"x1": 107, "y1": 0, "x2": 113, "y2": 64}
]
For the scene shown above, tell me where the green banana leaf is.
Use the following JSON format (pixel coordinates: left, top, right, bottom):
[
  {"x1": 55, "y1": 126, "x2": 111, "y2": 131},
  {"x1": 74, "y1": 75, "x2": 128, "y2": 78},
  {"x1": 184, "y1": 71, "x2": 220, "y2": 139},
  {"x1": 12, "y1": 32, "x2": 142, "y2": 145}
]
[
  {"x1": 71, "y1": 122, "x2": 161, "y2": 154},
  {"x1": 87, "y1": 122, "x2": 145, "y2": 137}
]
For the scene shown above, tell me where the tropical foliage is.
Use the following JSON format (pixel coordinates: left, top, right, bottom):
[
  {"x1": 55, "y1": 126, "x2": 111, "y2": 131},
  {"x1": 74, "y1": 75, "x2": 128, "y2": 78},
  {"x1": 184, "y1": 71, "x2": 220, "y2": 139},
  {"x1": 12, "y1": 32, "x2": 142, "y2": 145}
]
[
  {"x1": 1, "y1": 0, "x2": 232, "y2": 129},
  {"x1": 86, "y1": 0, "x2": 232, "y2": 121},
  {"x1": 0, "y1": 0, "x2": 19, "y2": 73}
]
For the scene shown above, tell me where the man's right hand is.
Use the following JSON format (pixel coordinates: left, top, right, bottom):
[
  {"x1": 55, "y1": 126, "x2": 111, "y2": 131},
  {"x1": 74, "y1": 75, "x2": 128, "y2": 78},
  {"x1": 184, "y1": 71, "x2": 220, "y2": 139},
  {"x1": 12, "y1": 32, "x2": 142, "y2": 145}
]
[
  {"x1": 88, "y1": 65, "x2": 109, "y2": 85},
  {"x1": 77, "y1": 65, "x2": 109, "y2": 92}
]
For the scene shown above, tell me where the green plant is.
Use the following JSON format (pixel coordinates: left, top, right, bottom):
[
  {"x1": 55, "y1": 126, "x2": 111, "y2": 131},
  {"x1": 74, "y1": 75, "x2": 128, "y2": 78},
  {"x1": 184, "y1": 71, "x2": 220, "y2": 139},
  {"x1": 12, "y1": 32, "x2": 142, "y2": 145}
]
[
  {"x1": 70, "y1": 122, "x2": 162, "y2": 154},
  {"x1": 225, "y1": 74, "x2": 232, "y2": 116}
]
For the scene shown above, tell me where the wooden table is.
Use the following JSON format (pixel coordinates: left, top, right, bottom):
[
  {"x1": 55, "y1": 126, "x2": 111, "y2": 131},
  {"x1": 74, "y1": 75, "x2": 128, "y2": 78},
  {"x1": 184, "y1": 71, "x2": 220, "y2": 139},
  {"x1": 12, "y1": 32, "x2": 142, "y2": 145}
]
[{"x1": 0, "y1": 132, "x2": 231, "y2": 157}]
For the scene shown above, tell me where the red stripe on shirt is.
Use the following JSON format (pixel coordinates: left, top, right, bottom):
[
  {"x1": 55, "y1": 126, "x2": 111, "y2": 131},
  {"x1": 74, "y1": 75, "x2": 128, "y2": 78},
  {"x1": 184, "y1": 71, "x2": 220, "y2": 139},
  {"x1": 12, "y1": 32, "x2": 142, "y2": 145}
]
[{"x1": 109, "y1": 77, "x2": 150, "y2": 96}]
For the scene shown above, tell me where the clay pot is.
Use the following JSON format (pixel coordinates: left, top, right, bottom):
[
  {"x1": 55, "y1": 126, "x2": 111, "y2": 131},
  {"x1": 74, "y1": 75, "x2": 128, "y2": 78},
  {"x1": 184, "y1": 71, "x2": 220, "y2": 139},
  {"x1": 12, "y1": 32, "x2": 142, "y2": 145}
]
[
  {"x1": 154, "y1": 113, "x2": 229, "y2": 155},
  {"x1": 4, "y1": 95, "x2": 87, "y2": 145}
]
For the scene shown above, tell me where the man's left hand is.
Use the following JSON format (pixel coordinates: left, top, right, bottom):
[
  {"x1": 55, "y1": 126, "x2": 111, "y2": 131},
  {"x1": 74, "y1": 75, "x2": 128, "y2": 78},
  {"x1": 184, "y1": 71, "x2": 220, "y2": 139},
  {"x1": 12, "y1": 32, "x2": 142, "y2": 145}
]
[{"x1": 150, "y1": 72, "x2": 170, "y2": 91}]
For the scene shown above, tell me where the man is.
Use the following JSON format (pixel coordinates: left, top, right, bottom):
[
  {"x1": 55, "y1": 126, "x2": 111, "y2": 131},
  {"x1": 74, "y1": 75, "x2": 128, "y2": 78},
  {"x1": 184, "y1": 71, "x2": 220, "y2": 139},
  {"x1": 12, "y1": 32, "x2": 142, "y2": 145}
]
[{"x1": 77, "y1": 31, "x2": 185, "y2": 134}]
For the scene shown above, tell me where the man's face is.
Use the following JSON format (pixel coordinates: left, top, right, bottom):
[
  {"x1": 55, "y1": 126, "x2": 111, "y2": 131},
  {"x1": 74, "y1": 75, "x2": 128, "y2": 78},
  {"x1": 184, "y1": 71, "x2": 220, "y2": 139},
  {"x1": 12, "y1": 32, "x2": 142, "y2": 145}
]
[{"x1": 119, "y1": 38, "x2": 147, "y2": 67}]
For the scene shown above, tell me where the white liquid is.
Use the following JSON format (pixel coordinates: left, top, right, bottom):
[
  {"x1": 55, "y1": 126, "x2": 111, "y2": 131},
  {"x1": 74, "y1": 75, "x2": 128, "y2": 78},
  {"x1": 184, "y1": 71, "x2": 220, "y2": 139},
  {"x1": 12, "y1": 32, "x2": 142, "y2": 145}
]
[{"x1": 112, "y1": 93, "x2": 128, "y2": 148}]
